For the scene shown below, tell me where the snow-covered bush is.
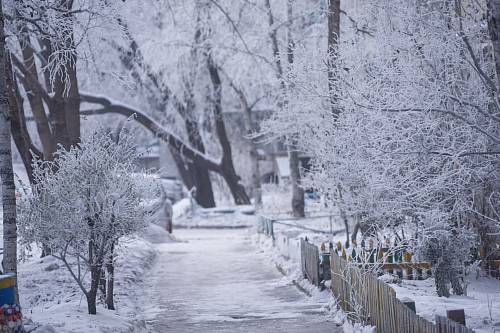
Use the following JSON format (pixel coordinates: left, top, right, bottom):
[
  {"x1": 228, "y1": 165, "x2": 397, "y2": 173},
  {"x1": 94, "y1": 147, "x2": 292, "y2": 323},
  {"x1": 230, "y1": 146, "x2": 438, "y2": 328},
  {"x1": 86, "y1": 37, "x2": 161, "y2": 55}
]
[
  {"x1": 18, "y1": 128, "x2": 157, "y2": 314},
  {"x1": 418, "y1": 228, "x2": 475, "y2": 297}
]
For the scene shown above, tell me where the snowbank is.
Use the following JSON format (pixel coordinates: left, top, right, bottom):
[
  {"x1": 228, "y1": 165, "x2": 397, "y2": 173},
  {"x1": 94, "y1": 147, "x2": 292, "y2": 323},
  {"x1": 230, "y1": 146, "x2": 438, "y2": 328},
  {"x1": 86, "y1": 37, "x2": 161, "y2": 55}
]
[
  {"x1": 140, "y1": 223, "x2": 178, "y2": 244},
  {"x1": 18, "y1": 223, "x2": 174, "y2": 332}
]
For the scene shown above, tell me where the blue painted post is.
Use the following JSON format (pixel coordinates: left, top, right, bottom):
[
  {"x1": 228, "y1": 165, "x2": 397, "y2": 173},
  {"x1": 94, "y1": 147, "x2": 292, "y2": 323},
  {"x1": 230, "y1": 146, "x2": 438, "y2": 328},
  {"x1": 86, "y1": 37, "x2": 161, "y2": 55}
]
[
  {"x1": 0, "y1": 274, "x2": 24, "y2": 332},
  {"x1": 0, "y1": 274, "x2": 15, "y2": 305}
]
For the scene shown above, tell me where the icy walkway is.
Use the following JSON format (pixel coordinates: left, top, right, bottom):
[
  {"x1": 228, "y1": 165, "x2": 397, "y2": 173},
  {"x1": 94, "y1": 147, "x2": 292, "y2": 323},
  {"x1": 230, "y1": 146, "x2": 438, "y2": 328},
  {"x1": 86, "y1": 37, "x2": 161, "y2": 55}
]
[{"x1": 143, "y1": 228, "x2": 342, "y2": 333}]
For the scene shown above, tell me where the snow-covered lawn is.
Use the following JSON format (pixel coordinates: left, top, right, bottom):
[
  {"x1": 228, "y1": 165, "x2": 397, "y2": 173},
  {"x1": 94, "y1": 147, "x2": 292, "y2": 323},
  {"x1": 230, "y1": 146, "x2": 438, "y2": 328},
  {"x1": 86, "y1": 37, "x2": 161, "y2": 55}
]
[
  {"x1": 389, "y1": 276, "x2": 500, "y2": 333},
  {"x1": 16, "y1": 224, "x2": 173, "y2": 333}
]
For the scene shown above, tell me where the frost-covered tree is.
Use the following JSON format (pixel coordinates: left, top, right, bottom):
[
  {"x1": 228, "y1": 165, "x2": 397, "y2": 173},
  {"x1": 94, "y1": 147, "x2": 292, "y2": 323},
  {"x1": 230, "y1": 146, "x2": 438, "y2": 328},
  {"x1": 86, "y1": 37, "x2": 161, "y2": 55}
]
[
  {"x1": 19, "y1": 128, "x2": 154, "y2": 314},
  {"x1": 0, "y1": 0, "x2": 19, "y2": 283},
  {"x1": 78, "y1": 0, "x2": 256, "y2": 207},
  {"x1": 4, "y1": 0, "x2": 117, "y2": 183},
  {"x1": 265, "y1": 0, "x2": 500, "y2": 296}
]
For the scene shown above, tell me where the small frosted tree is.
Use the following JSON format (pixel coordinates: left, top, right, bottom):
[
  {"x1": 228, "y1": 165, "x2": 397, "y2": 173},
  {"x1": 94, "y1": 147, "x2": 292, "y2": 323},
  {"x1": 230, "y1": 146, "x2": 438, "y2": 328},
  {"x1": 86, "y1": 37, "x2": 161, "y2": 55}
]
[
  {"x1": 418, "y1": 228, "x2": 475, "y2": 297},
  {"x1": 19, "y1": 128, "x2": 153, "y2": 314}
]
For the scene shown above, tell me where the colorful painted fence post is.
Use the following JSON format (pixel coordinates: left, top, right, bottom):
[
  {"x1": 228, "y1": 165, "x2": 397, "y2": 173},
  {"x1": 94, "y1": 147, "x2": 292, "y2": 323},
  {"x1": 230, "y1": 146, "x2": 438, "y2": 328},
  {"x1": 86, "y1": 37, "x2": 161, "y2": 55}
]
[{"x1": 0, "y1": 274, "x2": 24, "y2": 333}]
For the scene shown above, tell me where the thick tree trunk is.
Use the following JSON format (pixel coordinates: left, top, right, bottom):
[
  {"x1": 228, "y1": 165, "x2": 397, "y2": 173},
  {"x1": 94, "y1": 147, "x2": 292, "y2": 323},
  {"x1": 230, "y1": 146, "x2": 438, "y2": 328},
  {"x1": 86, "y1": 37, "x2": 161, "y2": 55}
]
[
  {"x1": 56, "y1": 0, "x2": 80, "y2": 148},
  {"x1": 190, "y1": 162, "x2": 215, "y2": 207},
  {"x1": 86, "y1": 284, "x2": 98, "y2": 315},
  {"x1": 220, "y1": 166, "x2": 250, "y2": 205},
  {"x1": 0, "y1": 6, "x2": 18, "y2": 281},
  {"x1": 52, "y1": 76, "x2": 76, "y2": 150},
  {"x1": 6, "y1": 62, "x2": 41, "y2": 184},
  {"x1": 207, "y1": 56, "x2": 250, "y2": 205},
  {"x1": 17, "y1": 29, "x2": 56, "y2": 159},
  {"x1": 184, "y1": 117, "x2": 215, "y2": 208},
  {"x1": 64, "y1": 63, "x2": 81, "y2": 147}
]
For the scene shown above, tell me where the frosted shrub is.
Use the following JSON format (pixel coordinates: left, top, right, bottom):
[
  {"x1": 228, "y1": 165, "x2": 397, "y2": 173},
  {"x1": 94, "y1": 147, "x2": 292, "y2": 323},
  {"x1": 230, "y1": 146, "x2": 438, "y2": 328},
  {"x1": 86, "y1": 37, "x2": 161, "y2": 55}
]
[
  {"x1": 19, "y1": 129, "x2": 155, "y2": 314},
  {"x1": 418, "y1": 228, "x2": 475, "y2": 297}
]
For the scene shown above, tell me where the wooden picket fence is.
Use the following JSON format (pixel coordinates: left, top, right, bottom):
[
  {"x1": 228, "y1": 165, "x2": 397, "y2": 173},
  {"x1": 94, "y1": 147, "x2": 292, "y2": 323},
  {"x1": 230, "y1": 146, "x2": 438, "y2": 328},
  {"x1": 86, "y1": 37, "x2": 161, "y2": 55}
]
[
  {"x1": 257, "y1": 215, "x2": 475, "y2": 332},
  {"x1": 300, "y1": 239, "x2": 321, "y2": 287},
  {"x1": 333, "y1": 241, "x2": 433, "y2": 280},
  {"x1": 331, "y1": 253, "x2": 475, "y2": 333}
]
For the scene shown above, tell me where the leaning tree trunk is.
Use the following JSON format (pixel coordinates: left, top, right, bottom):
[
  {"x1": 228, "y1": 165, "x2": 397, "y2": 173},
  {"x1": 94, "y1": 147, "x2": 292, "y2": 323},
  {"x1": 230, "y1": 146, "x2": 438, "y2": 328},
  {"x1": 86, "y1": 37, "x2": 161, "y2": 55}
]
[
  {"x1": 79, "y1": 94, "x2": 250, "y2": 205},
  {"x1": 207, "y1": 55, "x2": 250, "y2": 205},
  {"x1": 17, "y1": 26, "x2": 56, "y2": 160},
  {"x1": 6, "y1": 60, "x2": 41, "y2": 184},
  {"x1": 0, "y1": 4, "x2": 19, "y2": 282},
  {"x1": 113, "y1": 18, "x2": 216, "y2": 209}
]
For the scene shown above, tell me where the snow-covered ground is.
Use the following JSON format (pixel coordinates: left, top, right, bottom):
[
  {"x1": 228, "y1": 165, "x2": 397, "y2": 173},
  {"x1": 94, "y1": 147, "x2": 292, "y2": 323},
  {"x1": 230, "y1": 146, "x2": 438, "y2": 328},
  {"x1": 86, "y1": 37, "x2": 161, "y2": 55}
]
[
  {"x1": 15, "y1": 224, "x2": 174, "y2": 333},
  {"x1": 172, "y1": 197, "x2": 256, "y2": 228},
  {"x1": 389, "y1": 277, "x2": 500, "y2": 333},
  {"x1": 3, "y1": 178, "x2": 499, "y2": 332},
  {"x1": 253, "y1": 228, "x2": 374, "y2": 333},
  {"x1": 141, "y1": 227, "x2": 343, "y2": 332},
  {"x1": 256, "y1": 189, "x2": 500, "y2": 333}
]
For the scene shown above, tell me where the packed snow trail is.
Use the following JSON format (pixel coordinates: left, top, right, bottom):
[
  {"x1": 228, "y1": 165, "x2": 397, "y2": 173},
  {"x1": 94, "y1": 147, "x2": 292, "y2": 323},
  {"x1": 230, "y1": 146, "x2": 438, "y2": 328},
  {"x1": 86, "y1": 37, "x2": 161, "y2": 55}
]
[{"x1": 143, "y1": 228, "x2": 341, "y2": 332}]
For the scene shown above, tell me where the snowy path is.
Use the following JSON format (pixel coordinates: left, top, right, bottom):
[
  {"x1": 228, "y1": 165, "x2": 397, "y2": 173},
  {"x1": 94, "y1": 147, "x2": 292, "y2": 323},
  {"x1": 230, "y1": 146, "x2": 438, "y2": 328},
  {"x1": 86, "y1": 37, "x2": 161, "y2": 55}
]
[{"x1": 143, "y1": 228, "x2": 342, "y2": 333}]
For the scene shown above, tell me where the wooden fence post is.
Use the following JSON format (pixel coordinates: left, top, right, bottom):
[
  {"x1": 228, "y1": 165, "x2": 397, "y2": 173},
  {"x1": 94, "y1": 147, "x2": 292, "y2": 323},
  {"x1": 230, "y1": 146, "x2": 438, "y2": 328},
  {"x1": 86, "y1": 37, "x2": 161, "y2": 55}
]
[{"x1": 447, "y1": 309, "x2": 466, "y2": 326}]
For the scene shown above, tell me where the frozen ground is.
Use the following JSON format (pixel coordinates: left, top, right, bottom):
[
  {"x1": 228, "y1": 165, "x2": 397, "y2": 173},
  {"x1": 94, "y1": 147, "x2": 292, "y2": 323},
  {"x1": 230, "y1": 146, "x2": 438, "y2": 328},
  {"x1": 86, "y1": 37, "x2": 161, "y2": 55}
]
[{"x1": 142, "y1": 228, "x2": 343, "y2": 333}]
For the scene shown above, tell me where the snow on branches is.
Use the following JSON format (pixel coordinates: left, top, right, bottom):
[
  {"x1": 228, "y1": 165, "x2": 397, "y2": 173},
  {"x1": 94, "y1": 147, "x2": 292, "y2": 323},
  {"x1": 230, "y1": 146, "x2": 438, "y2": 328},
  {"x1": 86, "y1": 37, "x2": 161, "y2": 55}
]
[
  {"x1": 7, "y1": 0, "x2": 117, "y2": 91},
  {"x1": 18, "y1": 128, "x2": 159, "y2": 314},
  {"x1": 264, "y1": 0, "x2": 500, "y2": 296}
]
